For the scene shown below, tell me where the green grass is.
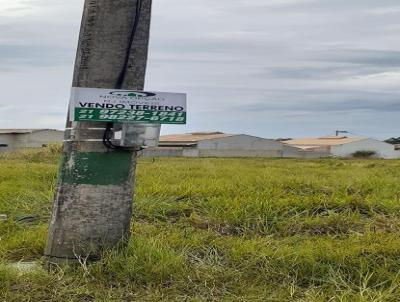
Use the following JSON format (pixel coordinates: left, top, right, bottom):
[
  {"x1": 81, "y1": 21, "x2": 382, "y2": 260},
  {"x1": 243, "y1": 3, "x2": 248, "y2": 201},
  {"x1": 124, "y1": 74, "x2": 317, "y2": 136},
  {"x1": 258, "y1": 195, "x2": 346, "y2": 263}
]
[{"x1": 1, "y1": 148, "x2": 400, "y2": 301}]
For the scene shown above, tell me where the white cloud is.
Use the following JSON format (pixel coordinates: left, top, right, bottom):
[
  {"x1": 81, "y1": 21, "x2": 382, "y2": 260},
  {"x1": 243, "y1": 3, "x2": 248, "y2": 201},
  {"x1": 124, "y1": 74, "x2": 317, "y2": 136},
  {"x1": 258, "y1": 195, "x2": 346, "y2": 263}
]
[
  {"x1": 341, "y1": 71, "x2": 400, "y2": 90},
  {"x1": 365, "y1": 6, "x2": 400, "y2": 15},
  {"x1": 0, "y1": 0, "x2": 34, "y2": 17}
]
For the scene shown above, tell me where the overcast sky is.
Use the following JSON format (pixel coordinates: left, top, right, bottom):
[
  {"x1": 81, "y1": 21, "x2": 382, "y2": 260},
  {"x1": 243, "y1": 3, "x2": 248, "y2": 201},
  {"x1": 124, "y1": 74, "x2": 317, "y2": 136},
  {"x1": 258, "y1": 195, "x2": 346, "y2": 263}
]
[{"x1": 0, "y1": 0, "x2": 399, "y2": 138}]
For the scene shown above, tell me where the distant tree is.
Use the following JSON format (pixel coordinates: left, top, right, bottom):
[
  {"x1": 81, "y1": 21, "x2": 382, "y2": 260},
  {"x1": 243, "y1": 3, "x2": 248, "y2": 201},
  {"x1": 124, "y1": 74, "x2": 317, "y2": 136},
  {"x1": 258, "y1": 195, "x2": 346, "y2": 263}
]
[
  {"x1": 352, "y1": 150, "x2": 376, "y2": 158},
  {"x1": 385, "y1": 137, "x2": 400, "y2": 145}
]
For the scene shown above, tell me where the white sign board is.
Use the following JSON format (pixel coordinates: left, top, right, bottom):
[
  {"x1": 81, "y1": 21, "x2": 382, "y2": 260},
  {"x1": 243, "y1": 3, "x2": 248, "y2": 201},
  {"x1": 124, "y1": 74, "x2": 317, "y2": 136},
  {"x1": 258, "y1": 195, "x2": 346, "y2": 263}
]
[{"x1": 69, "y1": 87, "x2": 187, "y2": 124}]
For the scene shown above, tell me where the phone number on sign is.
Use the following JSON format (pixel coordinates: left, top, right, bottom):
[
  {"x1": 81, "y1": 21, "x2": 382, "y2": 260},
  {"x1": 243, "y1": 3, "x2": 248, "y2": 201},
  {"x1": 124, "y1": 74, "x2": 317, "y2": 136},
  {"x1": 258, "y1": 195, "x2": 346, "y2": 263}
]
[{"x1": 76, "y1": 109, "x2": 186, "y2": 123}]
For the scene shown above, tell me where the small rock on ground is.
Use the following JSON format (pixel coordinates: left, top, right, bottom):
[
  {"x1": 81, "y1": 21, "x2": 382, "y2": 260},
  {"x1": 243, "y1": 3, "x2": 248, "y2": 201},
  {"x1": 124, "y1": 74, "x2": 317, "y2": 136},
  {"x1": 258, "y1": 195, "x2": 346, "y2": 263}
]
[{"x1": 9, "y1": 261, "x2": 42, "y2": 272}]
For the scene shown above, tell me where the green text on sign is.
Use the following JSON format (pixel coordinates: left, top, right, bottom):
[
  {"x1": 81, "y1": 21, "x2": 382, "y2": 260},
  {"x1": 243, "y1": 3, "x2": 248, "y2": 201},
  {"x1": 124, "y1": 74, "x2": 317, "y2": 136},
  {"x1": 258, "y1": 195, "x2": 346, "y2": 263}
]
[{"x1": 74, "y1": 108, "x2": 186, "y2": 124}]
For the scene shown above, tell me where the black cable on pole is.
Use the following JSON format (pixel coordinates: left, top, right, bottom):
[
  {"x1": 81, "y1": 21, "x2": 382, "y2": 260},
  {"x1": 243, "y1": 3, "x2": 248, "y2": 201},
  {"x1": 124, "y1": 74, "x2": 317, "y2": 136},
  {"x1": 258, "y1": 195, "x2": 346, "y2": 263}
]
[
  {"x1": 103, "y1": 0, "x2": 143, "y2": 150},
  {"x1": 115, "y1": 0, "x2": 143, "y2": 89},
  {"x1": 103, "y1": 122, "x2": 117, "y2": 150}
]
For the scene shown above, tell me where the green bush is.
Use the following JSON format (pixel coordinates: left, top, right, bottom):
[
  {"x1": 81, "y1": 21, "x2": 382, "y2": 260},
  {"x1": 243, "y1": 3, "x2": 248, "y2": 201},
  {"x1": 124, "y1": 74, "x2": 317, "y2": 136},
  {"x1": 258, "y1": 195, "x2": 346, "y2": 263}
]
[{"x1": 352, "y1": 150, "x2": 376, "y2": 158}]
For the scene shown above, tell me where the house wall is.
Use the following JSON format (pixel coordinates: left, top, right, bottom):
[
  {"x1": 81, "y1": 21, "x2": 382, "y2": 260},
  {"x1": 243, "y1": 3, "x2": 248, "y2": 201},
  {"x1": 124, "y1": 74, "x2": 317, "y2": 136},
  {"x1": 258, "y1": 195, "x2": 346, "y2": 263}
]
[
  {"x1": 282, "y1": 145, "x2": 330, "y2": 159},
  {"x1": 0, "y1": 130, "x2": 64, "y2": 152},
  {"x1": 182, "y1": 148, "x2": 200, "y2": 157},
  {"x1": 196, "y1": 135, "x2": 328, "y2": 158},
  {"x1": 197, "y1": 135, "x2": 281, "y2": 151},
  {"x1": 331, "y1": 139, "x2": 400, "y2": 159},
  {"x1": 141, "y1": 147, "x2": 184, "y2": 157},
  {"x1": 14, "y1": 131, "x2": 64, "y2": 149},
  {"x1": 198, "y1": 149, "x2": 283, "y2": 157},
  {"x1": 142, "y1": 135, "x2": 331, "y2": 159},
  {"x1": 197, "y1": 135, "x2": 282, "y2": 157},
  {"x1": 0, "y1": 134, "x2": 16, "y2": 152}
]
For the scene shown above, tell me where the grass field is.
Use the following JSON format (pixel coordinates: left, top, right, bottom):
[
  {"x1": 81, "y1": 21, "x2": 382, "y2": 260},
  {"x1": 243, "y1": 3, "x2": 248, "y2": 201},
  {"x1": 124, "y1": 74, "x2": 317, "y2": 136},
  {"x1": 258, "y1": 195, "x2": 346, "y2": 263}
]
[{"x1": 1, "y1": 148, "x2": 400, "y2": 301}]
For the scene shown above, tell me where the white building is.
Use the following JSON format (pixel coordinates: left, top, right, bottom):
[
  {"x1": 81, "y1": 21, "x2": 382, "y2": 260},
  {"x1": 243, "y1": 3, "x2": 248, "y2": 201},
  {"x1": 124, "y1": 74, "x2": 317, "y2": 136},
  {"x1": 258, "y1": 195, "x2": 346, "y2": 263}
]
[
  {"x1": 143, "y1": 132, "x2": 329, "y2": 158},
  {"x1": 0, "y1": 129, "x2": 64, "y2": 152},
  {"x1": 284, "y1": 136, "x2": 400, "y2": 159}
]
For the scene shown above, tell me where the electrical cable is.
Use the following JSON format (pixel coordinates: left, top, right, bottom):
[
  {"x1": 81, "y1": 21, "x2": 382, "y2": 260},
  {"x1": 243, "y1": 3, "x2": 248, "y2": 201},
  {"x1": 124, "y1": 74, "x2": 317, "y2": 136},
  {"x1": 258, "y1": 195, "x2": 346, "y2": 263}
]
[
  {"x1": 103, "y1": 122, "x2": 118, "y2": 150},
  {"x1": 103, "y1": 0, "x2": 143, "y2": 151},
  {"x1": 115, "y1": 0, "x2": 143, "y2": 89}
]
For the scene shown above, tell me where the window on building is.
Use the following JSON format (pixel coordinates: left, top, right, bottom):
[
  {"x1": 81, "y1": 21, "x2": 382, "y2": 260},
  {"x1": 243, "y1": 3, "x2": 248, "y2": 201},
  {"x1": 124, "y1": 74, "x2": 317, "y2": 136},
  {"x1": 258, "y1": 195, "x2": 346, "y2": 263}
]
[{"x1": 0, "y1": 144, "x2": 8, "y2": 148}]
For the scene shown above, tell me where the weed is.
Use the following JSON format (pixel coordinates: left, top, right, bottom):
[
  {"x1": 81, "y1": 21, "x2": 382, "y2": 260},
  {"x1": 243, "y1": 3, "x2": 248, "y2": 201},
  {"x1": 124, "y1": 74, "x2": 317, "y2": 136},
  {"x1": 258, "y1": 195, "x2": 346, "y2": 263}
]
[{"x1": 0, "y1": 149, "x2": 400, "y2": 300}]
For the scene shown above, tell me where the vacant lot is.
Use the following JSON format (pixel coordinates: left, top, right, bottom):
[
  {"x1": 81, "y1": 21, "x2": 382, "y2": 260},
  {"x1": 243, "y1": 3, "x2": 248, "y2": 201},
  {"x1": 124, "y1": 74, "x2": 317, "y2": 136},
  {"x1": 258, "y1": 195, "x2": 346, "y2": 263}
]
[{"x1": 1, "y1": 148, "x2": 400, "y2": 301}]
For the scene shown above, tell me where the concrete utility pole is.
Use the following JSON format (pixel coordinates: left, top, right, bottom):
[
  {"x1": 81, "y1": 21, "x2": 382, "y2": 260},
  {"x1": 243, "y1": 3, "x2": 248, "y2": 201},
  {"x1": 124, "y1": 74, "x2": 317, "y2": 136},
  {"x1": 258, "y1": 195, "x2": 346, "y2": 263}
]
[{"x1": 45, "y1": 0, "x2": 152, "y2": 264}]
